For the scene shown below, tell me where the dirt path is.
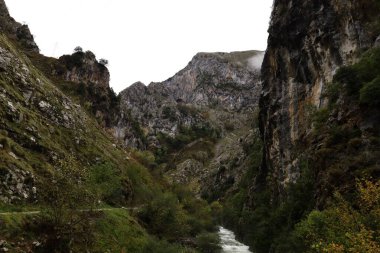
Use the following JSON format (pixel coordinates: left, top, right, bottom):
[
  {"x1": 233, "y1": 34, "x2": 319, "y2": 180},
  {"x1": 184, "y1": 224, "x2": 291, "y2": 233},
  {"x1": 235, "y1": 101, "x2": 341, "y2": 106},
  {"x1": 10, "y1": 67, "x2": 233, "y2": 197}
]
[{"x1": 0, "y1": 207, "x2": 141, "y2": 216}]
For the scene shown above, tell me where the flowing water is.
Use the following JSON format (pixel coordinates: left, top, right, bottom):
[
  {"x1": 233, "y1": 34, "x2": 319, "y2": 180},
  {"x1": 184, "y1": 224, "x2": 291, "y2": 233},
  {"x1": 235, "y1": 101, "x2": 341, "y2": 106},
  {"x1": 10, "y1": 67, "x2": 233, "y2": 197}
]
[{"x1": 218, "y1": 226, "x2": 252, "y2": 253}]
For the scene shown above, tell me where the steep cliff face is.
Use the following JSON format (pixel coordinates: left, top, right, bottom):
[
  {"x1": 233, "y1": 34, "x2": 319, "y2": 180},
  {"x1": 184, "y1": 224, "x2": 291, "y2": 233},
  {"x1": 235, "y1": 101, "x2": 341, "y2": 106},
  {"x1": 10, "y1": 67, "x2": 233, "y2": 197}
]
[
  {"x1": 116, "y1": 51, "x2": 263, "y2": 194},
  {"x1": 0, "y1": 0, "x2": 39, "y2": 52},
  {"x1": 260, "y1": 0, "x2": 380, "y2": 196},
  {"x1": 57, "y1": 51, "x2": 110, "y2": 88},
  {"x1": 222, "y1": 1, "x2": 380, "y2": 251},
  {"x1": 54, "y1": 50, "x2": 119, "y2": 126},
  {"x1": 117, "y1": 51, "x2": 262, "y2": 148}
]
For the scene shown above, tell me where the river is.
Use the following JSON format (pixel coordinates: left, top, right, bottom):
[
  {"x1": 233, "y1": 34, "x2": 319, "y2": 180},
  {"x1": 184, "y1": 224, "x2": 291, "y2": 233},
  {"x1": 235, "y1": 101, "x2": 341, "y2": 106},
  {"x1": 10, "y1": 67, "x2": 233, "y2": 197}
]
[{"x1": 218, "y1": 226, "x2": 252, "y2": 253}]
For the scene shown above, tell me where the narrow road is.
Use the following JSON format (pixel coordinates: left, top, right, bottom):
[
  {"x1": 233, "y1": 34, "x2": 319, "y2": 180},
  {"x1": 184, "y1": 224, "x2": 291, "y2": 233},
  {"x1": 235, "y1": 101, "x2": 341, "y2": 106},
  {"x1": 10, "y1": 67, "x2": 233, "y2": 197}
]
[{"x1": 0, "y1": 207, "x2": 140, "y2": 216}]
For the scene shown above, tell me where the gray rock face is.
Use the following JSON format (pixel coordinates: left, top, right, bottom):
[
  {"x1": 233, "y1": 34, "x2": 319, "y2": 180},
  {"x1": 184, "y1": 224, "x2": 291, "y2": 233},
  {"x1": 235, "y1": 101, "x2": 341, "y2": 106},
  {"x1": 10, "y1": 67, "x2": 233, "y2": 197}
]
[
  {"x1": 114, "y1": 51, "x2": 263, "y2": 194},
  {"x1": 201, "y1": 128, "x2": 259, "y2": 199},
  {"x1": 260, "y1": 0, "x2": 379, "y2": 195},
  {"x1": 0, "y1": 0, "x2": 39, "y2": 52},
  {"x1": 58, "y1": 51, "x2": 110, "y2": 88},
  {"x1": 0, "y1": 167, "x2": 36, "y2": 203},
  {"x1": 116, "y1": 51, "x2": 263, "y2": 149}
]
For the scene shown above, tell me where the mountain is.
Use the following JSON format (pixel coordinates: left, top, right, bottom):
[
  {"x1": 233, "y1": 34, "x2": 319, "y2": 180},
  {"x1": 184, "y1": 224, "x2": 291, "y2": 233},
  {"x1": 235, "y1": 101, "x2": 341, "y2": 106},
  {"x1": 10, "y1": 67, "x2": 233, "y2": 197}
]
[
  {"x1": 0, "y1": 0, "x2": 134, "y2": 206},
  {"x1": 0, "y1": 1, "x2": 224, "y2": 252},
  {"x1": 114, "y1": 50, "x2": 263, "y2": 195},
  {"x1": 1, "y1": 0, "x2": 380, "y2": 252}
]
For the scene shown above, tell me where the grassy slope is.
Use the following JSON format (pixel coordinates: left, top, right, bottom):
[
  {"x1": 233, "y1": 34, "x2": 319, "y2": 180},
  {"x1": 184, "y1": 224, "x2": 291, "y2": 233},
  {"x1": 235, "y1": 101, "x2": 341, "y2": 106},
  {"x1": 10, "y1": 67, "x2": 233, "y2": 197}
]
[
  {"x1": 0, "y1": 32, "x2": 158, "y2": 204},
  {"x1": 0, "y1": 31, "x2": 165, "y2": 251},
  {"x1": 0, "y1": 30, "x2": 220, "y2": 253}
]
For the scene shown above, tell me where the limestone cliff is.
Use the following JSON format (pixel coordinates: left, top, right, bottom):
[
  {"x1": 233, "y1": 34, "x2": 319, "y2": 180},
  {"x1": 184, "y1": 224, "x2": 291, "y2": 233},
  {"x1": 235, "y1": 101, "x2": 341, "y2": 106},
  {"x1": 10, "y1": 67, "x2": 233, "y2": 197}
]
[
  {"x1": 57, "y1": 50, "x2": 110, "y2": 88},
  {"x1": 116, "y1": 51, "x2": 262, "y2": 148},
  {"x1": 259, "y1": 0, "x2": 380, "y2": 197},
  {"x1": 0, "y1": 0, "x2": 39, "y2": 52},
  {"x1": 54, "y1": 50, "x2": 119, "y2": 126},
  {"x1": 116, "y1": 51, "x2": 263, "y2": 194},
  {"x1": 221, "y1": 2, "x2": 380, "y2": 251}
]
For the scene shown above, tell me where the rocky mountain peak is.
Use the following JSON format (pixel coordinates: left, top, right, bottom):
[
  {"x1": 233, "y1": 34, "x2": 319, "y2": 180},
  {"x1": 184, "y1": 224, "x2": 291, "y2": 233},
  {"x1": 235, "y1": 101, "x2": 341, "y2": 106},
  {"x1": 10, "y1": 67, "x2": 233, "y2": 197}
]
[
  {"x1": 122, "y1": 81, "x2": 147, "y2": 94},
  {"x1": 113, "y1": 50, "x2": 263, "y2": 197},
  {"x1": 191, "y1": 50, "x2": 265, "y2": 72},
  {"x1": 115, "y1": 50, "x2": 262, "y2": 149}
]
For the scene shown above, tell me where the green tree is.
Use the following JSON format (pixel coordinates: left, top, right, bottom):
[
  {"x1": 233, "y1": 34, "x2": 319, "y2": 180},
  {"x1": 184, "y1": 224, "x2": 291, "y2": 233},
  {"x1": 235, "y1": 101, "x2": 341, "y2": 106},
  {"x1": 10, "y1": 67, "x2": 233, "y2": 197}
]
[{"x1": 29, "y1": 155, "x2": 98, "y2": 252}]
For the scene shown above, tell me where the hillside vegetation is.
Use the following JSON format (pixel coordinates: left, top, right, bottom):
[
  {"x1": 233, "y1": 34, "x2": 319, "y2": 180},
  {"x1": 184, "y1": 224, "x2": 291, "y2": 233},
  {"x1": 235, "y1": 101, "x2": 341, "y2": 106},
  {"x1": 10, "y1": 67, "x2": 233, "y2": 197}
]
[{"x1": 0, "y1": 5, "x2": 220, "y2": 252}]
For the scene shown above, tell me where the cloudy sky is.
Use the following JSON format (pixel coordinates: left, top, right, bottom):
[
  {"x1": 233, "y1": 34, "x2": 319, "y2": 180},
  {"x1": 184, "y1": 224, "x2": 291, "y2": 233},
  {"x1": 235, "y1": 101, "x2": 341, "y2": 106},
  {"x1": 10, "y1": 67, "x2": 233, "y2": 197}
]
[{"x1": 5, "y1": 0, "x2": 273, "y2": 93}]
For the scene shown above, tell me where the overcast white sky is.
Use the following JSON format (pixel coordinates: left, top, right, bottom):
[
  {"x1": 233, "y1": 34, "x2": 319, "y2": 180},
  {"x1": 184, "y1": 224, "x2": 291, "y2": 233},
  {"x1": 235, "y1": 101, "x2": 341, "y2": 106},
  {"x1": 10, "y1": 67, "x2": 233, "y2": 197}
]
[{"x1": 5, "y1": 0, "x2": 272, "y2": 93}]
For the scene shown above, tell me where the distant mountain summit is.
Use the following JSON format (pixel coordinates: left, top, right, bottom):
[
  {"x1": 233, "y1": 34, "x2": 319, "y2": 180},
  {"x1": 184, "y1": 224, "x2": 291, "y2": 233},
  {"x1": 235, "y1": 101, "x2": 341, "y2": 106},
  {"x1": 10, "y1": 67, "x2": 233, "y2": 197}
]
[
  {"x1": 115, "y1": 50, "x2": 263, "y2": 149},
  {"x1": 113, "y1": 50, "x2": 263, "y2": 195}
]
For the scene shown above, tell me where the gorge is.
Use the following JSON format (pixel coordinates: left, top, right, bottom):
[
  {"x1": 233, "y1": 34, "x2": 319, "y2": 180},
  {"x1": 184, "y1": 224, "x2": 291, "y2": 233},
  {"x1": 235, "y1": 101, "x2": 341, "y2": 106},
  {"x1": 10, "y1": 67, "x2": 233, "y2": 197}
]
[{"x1": 1, "y1": 0, "x2": 380, "y2": 252}]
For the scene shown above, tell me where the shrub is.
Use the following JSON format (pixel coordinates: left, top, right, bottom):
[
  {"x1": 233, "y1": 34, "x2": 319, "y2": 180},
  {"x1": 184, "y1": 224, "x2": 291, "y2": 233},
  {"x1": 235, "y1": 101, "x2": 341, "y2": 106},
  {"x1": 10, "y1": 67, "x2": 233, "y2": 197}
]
[
  {"x1": 88, "y1": 162, "x2": 124, "y2": 204},
  {"x1": 74, "y1": 46, "x2": 83, "y2": 53},
  {"x1": 311, "y1": 108, "x2": 330, "y2": 131},
  {"x1": 162, "y1": 106, "x2": 177, "y2": 121},
  {"x1": 142, "y1": 239, "x2": 198, "y2": 253},
  {"x1": 0, "y1": 137, "x2": 10, "y2": 150},
  {"x1": 294, "y1": 180, "x2": 380, "y2": 253},
  {"x1": 132, "y1": 150, "x2": 156, "y2": 168},
  {"x1": 195, "y1": 232, "x2": 221, "y2": 253},
  {"x1": 324, "y1": 82, "x2": 342, "y2": 104},
  {"x1": 360, "y1": 77, "x2": 380, "y2": 106},
  {"x1": 31, "y1": 155, "x2": 98, "y2": 252},
  {"x1": 138, "y1": 192, "x2": 189, "y2": 241},
  {"x1": 333, "y1": 66, "x2": 360, "y2": 95},
  {"x1": 333, "y1": 48, "x2": 380, "y2": 99},
  {"x1": 99, "y1": 58, "x2": 108, "y2": 66},
  {"x1": 177, "y1": 104, "x2": 199, "y2": 117}
]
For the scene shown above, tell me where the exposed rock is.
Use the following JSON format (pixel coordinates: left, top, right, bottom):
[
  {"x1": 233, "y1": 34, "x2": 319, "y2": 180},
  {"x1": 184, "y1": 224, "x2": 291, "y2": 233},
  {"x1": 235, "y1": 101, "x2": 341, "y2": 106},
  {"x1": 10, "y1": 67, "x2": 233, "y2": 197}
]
[
  {"x1": 375, "y1": 35, "x2": 380, "y2": 47},
  {"x1": 259, "y1": 0, "x2": 379, "y2": 196},
  {"x1": 0, "y1": 166, "x2": 36, "y2": 203},
  {"x1": 51, "y1": 50, "x2": 118, "y2": 127},
  {"x1": 0, "y1": 0, "x2": 39, "y2": 52},
  {"x1": 38, "y1": 100, "x2": 51, "y2": 109},
  {"x1": 32, "y1": 241, "x2": 41, "y2": 247},
  {"x1": 115, "y1": 51, "x2": 263, "y2": 195},
  {"x1": 172, "y1": 159, "x2": 204, "y2": 184},
  {"x1": 116, "y1": 51, "x2": 262, "y2": 149},
  {"x1": 58, "y1": 51, "x2": 110, "y2": 88},
  {"x1": 8, "y1": 152, "x2": 18, "y2": 160},
  {"x1": 201, "y1": 129, "x2": 258, "y2": 199}
]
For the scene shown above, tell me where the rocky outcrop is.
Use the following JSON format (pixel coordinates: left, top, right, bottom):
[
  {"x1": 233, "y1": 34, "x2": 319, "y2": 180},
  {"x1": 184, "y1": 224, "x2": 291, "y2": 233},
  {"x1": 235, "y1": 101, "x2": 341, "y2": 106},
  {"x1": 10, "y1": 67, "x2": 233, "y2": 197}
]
[
  {"x1": 259, "y1": 0, "x2": 380, "y2": 197},
  {"x1": 0, "y1": 0, "x2": 39, "y2": 52},
  {"x1": 52, "y1": 50, "x2": 119, "y2": 127},
  {"x1": 57, "y1": 51, "x2": 110, "y2": 88}
]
